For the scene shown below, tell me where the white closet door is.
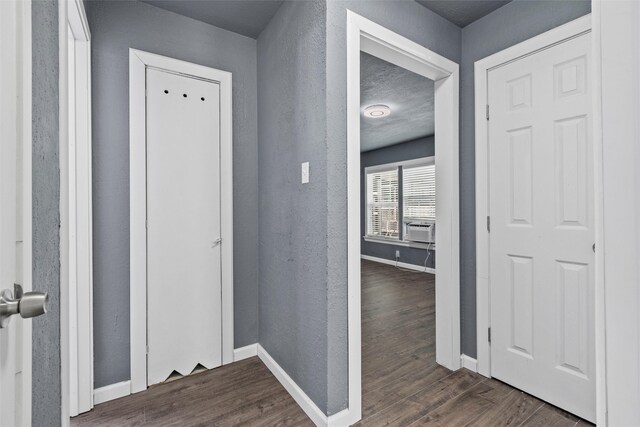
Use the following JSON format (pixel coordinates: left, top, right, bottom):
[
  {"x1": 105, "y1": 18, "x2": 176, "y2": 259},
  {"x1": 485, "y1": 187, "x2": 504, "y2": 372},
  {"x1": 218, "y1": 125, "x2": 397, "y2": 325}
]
[
  {"x1": 488, "y1": 33, "x2": 595, "y2": 421},
  {"x1": 146, "y1": 68, "x2": 222, "y2": 386},
  {"x1": 0, "y1": 1, "x2": 29, "y2": 423}
]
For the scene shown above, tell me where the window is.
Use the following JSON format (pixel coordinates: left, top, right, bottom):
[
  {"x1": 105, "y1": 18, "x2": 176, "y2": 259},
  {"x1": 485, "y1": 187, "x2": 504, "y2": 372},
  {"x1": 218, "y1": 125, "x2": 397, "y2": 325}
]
[
  {"x1": 366, "y1": 169, "x2": 399, "y2": 238},
  {"x1": 365, "y1": 157, "x2": 435, "y2": 241},
  {"x1": 403, "y1": 164, "x2": 436, "y2": 222}
]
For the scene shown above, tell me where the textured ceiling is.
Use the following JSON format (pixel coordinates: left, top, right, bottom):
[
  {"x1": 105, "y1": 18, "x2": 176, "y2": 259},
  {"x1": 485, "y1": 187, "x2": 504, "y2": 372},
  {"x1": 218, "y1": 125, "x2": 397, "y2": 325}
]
[
  {"x1": 360, "y1": 52, "x2": 434, "y2": 152},
  {"x1": 141, "y1": 0, "x2": 284, "y2": 38},
  {"x1": 416, "y1": 0, "x2": 512, "y2": 27}
]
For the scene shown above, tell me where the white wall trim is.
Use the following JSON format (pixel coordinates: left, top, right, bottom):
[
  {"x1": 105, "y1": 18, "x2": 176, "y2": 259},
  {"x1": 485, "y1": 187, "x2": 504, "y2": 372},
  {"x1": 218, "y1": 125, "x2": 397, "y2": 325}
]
[
  {"x1": 233, "y1": 344, "x2": 258, "y2": 362},
  {"x1": 59, "y1": 0, "x2": 71, "y2": 424},
  {"x1": 347, "y1": 10, "x2": 461, "y2": 425},
  {"x1": 361, "y1": 254, "x2": 435, "y2": 274},
  {"x1": 129, "y1": 49, "x2": 234, "y2": 394},
  {"x1": 21, "y1": 0, "x2": 33, "y2": 422},
  {"x1": 595, "y1": 2, "x2": 640, "y2": 425},
  {"x1": 65, "y1": 0, "x2": 94, "y2": 418},
  {"x1": 93, "y1": 381, "x2": 131, "y2": 406},
  {"x1": 257, "y1": 345, "x2": 327, "y2": 426},
  {"x1": 257, "y1": 345, "x2": 350, "y2": 427},
  {"x1": 474, "y1": 14, "x2": 593, "y2": 379},
  {"x1": 460, "y1": 354, "x2": 478, "y2": 373}
]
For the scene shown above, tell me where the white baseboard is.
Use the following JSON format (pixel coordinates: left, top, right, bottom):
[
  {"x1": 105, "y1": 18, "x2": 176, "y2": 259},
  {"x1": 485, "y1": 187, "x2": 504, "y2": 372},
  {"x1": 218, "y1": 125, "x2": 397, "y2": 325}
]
[
  {"x1": 361, "y1": 254, "x2": 435, "y2": 274},
  {"x1": 234, "y1": 343, "x2": 258, "y2": 362},
  {"x1": 257, "y1": 345, "x2": 352, "y2": 426},
  {"x1": 93, "y1": 380, "x2": 131, "y2": 405},
  {"x1": 328, "y1": 408, "x2": 354, "y2": 426},
  {"x1": 460, "y1": 354, "x2": 478, "y2": 372}
]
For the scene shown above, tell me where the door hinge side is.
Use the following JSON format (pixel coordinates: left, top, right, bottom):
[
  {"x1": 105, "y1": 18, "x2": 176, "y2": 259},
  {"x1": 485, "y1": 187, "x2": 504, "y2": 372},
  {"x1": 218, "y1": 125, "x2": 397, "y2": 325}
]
[
  {"x1": 486, "y1": 104, "x2": 490, "y2": 121},
  {"x1": 487, "y1": 216, "x2": 490, "y2": 233},
  {"x1": 488, "y1": 327, "x2": 491, "y2": 343}
]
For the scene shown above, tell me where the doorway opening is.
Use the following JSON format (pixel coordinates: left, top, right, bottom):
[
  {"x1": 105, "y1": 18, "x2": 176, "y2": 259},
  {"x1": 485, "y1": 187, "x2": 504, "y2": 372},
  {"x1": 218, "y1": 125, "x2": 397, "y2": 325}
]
[
  {"x1": 358, "y1": 49, "x2": 439, "y2": 420},
  {"x1": 346, "y1": 11, "x2": 460, "y2": 423}
]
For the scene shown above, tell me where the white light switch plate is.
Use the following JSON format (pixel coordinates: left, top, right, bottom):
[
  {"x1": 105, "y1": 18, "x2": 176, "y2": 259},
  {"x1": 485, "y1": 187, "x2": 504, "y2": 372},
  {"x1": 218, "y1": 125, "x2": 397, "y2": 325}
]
[{"x1": 301, "y1": 162, "x2": 310, "y2": 184}]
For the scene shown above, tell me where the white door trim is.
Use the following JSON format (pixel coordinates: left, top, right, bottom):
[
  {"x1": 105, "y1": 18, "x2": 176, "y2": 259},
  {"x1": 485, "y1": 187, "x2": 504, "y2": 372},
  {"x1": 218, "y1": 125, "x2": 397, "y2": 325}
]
[
  {"x1": 347, "y1": 10, "x2": 460, "y2": 425},
  {"x1": 59, "y1": 0, "x2": 70, "y2": 423},
  {"x1": 20, "y1": 1, "x2": 33, "y2": 422},
  {"x1": 474, "y1": 13, "x2": 607, "y2": 424},
  {"x1": 62, "y1": 0, "x2": 93, "y2": 418},
  {"x1": 129, "y1": 49, "x2": 234, "y2": 394},
  {"x1": 593, "y1": 1, "x2": 640, "y2": 425}
]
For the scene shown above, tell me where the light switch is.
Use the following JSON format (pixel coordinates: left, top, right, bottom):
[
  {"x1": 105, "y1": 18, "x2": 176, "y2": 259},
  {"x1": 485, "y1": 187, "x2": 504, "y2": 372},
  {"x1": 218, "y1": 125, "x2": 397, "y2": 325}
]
[{"x1": 301, "y1": 162, "x2": 310, "y2": 184}]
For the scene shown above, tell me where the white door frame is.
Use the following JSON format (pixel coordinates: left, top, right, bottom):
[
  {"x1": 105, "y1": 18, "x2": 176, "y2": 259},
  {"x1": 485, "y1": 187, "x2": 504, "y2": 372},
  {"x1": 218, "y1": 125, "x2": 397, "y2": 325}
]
[
  {"x1": 593, "y1": 1, "x2": 640, "y2": 425},
  {"x1": 474, "y1": 13, "x2": 607, "y2": 424},
  {"x1": 60, "y1": 0, "x2": 93, "y2": 418},
  {"x1": 0, "y1": 0, "x2": 32, "y2": 424},
  {"x1": 346, "y1": 11, "x2": 460, "y2": 424},
  {"x1": 129, "y1": 49, "x2": 234, "y2": 394}
]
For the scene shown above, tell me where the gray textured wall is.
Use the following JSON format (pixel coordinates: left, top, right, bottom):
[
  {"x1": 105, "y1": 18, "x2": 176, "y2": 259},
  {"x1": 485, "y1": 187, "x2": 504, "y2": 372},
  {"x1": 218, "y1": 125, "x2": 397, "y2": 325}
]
[
  {"x1": 459, "y1": 0, "x2": 592, "y2": 358},
  {"x1": 325, "y1": 0, "x2": 462, "y2": 413},
  {"x1": 32, "y1": 1, "x2": 61, "y2": 425},
  {"x1": 257, "y1": 0, "x2": 331, "y2": 414},
  {"x1": 360, "y1": 137, "x2": 435, "y2": 268},
  {"x1": 86, "y1": 1, "x2": 259, "y2": 388}
]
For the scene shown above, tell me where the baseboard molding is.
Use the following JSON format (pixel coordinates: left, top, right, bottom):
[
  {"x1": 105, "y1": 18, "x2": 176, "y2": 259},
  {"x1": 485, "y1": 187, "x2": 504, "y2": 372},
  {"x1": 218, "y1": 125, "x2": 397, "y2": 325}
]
[
  {"x1": 328, "y1": 408, "x2": 354, "y2": 426},
  {"x1": 94, "y1": 380, "x2": 131, "y2": 405},
  {"x1": 234, "y1": 343, "x2": 258, "y2": 362},
  {"x1": 361, "y1": 254, "x2": 436, "y2": 274},
  {"x1": 257, "y1": 345, "x2": 352, "y2": 426},
  {"x1": 460, "y1": 354, "x2": 478, "y2": 372}
]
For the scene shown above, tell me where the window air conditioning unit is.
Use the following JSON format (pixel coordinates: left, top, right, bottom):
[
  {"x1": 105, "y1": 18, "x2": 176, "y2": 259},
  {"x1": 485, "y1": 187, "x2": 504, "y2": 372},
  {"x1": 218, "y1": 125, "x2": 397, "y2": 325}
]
[{"x1": 405, "y1": 222, "x2": 435, "y2": 244}]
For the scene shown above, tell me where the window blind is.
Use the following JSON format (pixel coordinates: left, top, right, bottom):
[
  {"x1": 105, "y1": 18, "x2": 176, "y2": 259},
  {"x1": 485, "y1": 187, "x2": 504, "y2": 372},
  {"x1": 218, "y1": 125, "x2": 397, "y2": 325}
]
[
  {"x1": 366, "y1": 169, "x2": 399, "y2": 238},
  {"x1": 403, "y1": 164, "x2": 436, "y2": 221}
]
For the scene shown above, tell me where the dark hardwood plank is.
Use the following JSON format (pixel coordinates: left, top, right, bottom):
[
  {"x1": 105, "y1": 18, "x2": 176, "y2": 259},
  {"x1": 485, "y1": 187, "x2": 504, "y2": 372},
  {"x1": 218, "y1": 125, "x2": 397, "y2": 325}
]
[
  {"x1": 519, "y1": 403, "x2": 581, "y2": 427},
  {"x1": 469, "y1": 389, "x2": 544, "y2": 427},
  {"x1": 407, "y1": 369, "x2": 487, "y2": 413},
  {"x1": 411, "y1": 379, "x2": 514, "y2": 426},
  {"x1": 355, "y1": 398, "x2": 430, "y2": 427}
]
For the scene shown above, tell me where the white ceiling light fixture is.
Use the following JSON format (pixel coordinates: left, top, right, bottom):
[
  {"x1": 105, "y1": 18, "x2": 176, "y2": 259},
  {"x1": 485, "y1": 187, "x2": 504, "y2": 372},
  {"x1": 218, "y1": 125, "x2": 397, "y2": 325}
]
[{"x1": 363, "y1": 104, "x2": 391, "y2": 118}]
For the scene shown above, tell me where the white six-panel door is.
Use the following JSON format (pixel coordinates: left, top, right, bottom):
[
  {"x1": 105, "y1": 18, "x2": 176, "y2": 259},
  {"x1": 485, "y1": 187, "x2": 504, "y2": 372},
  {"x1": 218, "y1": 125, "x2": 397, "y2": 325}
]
[
  {"x1": 488, "y1": 33, "x2": 595, "y2": 421},
  {"x1": 146, "y1": 68, "x2": 222, "y2": 386}
]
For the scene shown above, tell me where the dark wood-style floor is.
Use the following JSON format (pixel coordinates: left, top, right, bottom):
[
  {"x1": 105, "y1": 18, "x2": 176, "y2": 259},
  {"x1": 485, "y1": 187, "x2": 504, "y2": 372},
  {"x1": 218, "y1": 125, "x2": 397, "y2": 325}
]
[
  {"x1": 73, "y1": 260, "x2": 593, "y2": 426},
  {"x1": 71, "y1": 356, "x2": 312, "y2": 426}
]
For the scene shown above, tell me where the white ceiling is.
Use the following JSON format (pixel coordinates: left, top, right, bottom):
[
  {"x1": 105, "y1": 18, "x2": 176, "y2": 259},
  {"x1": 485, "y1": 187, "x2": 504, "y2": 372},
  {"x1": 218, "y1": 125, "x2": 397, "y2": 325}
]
[{"x1": 360, "y1": 52, "x2": 434, "y2": 152}]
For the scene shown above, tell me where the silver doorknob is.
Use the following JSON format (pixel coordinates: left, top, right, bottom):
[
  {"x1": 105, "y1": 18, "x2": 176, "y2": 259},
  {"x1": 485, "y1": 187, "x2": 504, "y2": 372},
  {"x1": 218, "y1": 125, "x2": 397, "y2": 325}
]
[{"x1": 0, "y1": 284, "x2": 48, "y2": 328}]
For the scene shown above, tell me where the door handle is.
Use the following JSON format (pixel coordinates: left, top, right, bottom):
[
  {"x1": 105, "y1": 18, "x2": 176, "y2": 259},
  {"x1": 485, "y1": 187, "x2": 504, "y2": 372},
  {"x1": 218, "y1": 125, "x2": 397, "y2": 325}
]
[
  {"x1": 0, "y1": 284, "x2": 48, "y2": 328},
  {"x1": 211, "y1": 238, "x2": 222, "y2": 248}
]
